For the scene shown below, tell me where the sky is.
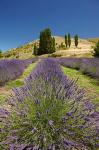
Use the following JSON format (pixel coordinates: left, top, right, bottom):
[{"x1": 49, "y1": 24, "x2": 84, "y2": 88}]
[{"x1": 0, "y1": 0, "x2": 99, "y2": 51}]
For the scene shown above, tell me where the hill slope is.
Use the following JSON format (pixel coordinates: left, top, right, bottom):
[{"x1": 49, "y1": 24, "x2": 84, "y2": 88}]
[
  {"x1": 88, "y1": 38, "x2": 99, "y2": 43},
  {"x1": 2, "y1": 36, "x2": 95, "y2": 59}
]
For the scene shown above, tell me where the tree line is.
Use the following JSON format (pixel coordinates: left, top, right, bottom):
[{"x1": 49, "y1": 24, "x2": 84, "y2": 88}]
[{"x1": 65, "y1": 34, "x2": 78, "y2": 48}]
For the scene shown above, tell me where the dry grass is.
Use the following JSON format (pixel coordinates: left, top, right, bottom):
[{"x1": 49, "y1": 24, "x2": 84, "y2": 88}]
[
  {"x1": 88, "y1": 38, "x2": 99, "y2": 43},
  {"x1": 1, "y1": 36, "x2": 95, "y2": 59}
]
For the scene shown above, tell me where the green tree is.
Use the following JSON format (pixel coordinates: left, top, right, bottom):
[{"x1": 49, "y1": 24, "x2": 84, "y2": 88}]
[
  {"x1": 93, "y1": 41, "x2": 99, "y2": 57},
  {"x1": 33, "y1": 44, "x2": 38, "y2": 55},
  {"x1": 68, "y1": 34, "x2": 71, "y2": 47},
  {"x1": 51, "y1": 37, "x2": 55, "y2": 53},
  {"x1": 74, "y1": 34, "x2": 78, "y2": 47},
  {"x1": 65, "y1": 35, "x2": 68, "y2": 47},
  {"x1": 38, "y1": 28, "x2": 55, "y2": 55},
  {"x1": 0, "y1": 50, "x2": 2, "y2": 58}
]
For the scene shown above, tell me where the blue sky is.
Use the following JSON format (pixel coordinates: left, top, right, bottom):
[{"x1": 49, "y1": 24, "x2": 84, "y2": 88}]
[{"x1": 0, "y1": 0, "x2": 99, "y2": 51}]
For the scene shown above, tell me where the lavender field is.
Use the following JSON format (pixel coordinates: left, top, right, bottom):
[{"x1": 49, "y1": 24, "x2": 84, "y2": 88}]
[
  {"x1": 0, "y1": 58, "x2": 37, "y2": 86},
  {"x1": 58, "y1": 58, "x2": 99, "y2": 79},
  {"x1": 0, "y1": 58, "x2": 99, "y2": 150},
  {"x1": 1, "y1": 0, "x2": 99, "y2": 149}
]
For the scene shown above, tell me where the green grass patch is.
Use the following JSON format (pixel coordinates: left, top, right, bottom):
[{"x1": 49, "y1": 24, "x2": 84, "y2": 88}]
[
  {"x1": 62, "y1": 66, "x2": 99, "y2": 105},
  {"x1": 0, "y1": 95, "x2": 6, "y2": 105},
  {"x1": 6, "y1": 79, "x2": 24, "y2": 89},
  {"x1": 21, "y1": 62, "x2": 36, "y2": 78}
]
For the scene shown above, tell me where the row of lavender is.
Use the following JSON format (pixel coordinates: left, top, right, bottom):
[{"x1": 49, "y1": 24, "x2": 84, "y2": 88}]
[
  {"x1": 0, "y1": 58, "x2": 37, "y2": 86},
  {"x1": 1, "y1": 58, "x2": 98, "y2": 150},
  {"x1": 58, "y1": 58, "x2": 99, "y2": 79}
]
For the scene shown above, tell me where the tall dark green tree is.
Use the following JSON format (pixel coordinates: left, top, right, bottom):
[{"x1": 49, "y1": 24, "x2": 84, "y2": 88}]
[
  {"x1": 51, "y1": 37, "x2": 55, "y2": 53},
  {"x1": 74, "y1": 34, "x2": 78, "y2": 47},
  {"x1": 68, "y1": 34, "x2": 71, "y2": 47},
  {"x1": 33, "y1": 44, "x2": 38, "y2": 55},
  {"x1": 65, "y1": 35, "x2": 68, "y2": 47},
  {"x1": 39, "y1": 28, "x2": 55, "y2": 55}
]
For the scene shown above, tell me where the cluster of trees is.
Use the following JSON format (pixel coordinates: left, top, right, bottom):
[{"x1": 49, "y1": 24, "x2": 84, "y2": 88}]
[
  {"x1": 34, "y1": 28, "x2": 55, "y2": 55},
  {"x1": 65, "y1": 34, "x2": 78, "y2": 48},
  {"x1": 33, "y1": 28, "x2": 79, "y2": 55}
]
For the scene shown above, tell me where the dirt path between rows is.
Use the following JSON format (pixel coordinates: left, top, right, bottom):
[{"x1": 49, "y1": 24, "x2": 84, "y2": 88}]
[{"x1": 0, "y1": 87, "x2": 12, "y2": 95}]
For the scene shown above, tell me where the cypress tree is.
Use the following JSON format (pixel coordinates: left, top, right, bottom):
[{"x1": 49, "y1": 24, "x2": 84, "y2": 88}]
[
  {"x1": 93, "y1": 41, "x2": 99, "y2": 57},
  {"x1": 51, "y1": 37, "x2": 55, "y2": 53},
  {"x1": 68, "y1": 34, "x2": 71, "y2": 47},
  {"x1": 65, "y1": 35, "x2": 68, "y2": 47},
  {"x1": 39, "y1": 28, "x2": 55, "y2": 55},
  {"x1": 33, "y1": 44, "x2": 38, "y2": 55},
  {"x1": 74, "y1": 34, "x2": 78, "y2": 47}
]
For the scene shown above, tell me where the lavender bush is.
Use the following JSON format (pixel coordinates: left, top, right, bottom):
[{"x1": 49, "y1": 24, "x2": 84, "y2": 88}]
[
  {"x1": 58, "y1": 58, "x2": 81, "y2": 70},
  {"x1": 80, "y1": 58, "x2": 99, "y2": 78},
  {"x1": 0, "y1": 58, "x2": 37, "y2": 85},
  {"x1": 0, "y1": 58, "x2": 99, "y2": 150},
  {"x1": 59, "y1": 58, "x2": 99, "y2": 79}
]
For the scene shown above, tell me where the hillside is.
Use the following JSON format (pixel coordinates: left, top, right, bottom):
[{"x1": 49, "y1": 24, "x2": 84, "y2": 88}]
[
  {"x1": 2, "y1": 36, "x2": 95, "y2": 59},
  {"x1": 88, "y1": 38, "x2": 99, "y2": 43},
  {"x1": 52, "y1": 37, "x2": 94, "y2": 57}
]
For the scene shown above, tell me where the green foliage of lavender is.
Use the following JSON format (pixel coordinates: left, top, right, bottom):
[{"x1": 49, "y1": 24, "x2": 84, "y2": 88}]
[{"x1": 1, "y1": 58, "x2": 99, "y2": 150}]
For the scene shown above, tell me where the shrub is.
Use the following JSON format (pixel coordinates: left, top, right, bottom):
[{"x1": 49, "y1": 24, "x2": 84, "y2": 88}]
[
  {"x1": 59, "y1": 42, "x2": 66, "y2": 50},
  {"x1": 93, "y1": 41, "x2": 99, "y2": 57},
  {"x1": 50, "y1": 53, "x2": 62, "y2": 57}
]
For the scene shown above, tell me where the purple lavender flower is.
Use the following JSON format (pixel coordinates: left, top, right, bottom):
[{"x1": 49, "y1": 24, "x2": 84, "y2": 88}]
[
  {"x1": 48, "y1": 120, "x2": 54, "y2": 126},
  {"x1": 35, "y1": 99, "x2": 40, "y2": 105},
  {"x1": 1, "y1": 58, "x2": 98, "y2": 150},
  {"x1": 58, "y1": 57, "x2": 99, "y2": 79},
  {"x1": 31, "y1": 127, "x2": 37, "y2": 134},
  {"x1": 0, "y1": 58, "x2": 38, "y2": 85}
]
